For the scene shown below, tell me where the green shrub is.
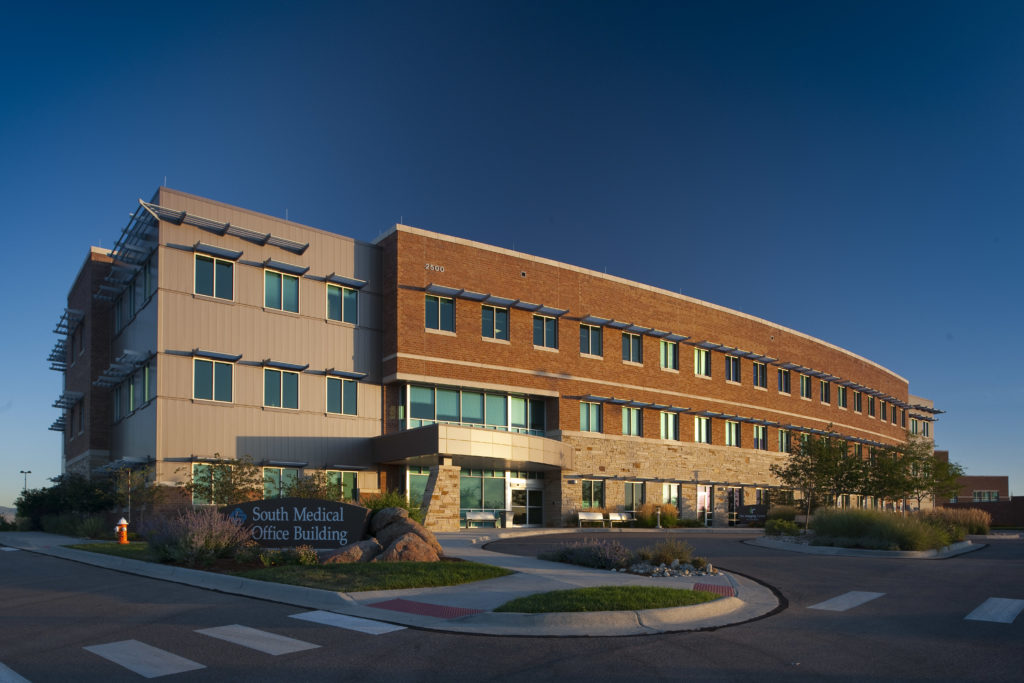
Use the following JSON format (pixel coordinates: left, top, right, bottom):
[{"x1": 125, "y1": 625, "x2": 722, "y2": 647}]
[
  {"x1": 539, "y1": 539, "x2": 635, "y2": 570},
  {"x1": 675, "y1": 517, "x2": 705, "y2": 528},
  {"x1": 690, "y1": 556, "x2": 708, "y2": 570},
  {"x1": 767, "y1": 505, "x2": 797, "y2": 521},
  {"x1": 636, "y1": 539, "x2": 694, "y2": 566},
  {"x1": 38, "y1": 512, "x2": 111, "y2": 538},
  {"x1": 633, "y1": 503, "x2": 679, "y2": 528},
  {"x1": 234, "y1": 540, "x2": 262, "y2": 564},
  {"x1": 0, "y1": 516, "x2": 16, "y2": 531},
  {"x1": 810, "y1": 508, "x2": 959, "y2": 551},
  {"x1": 765, "y1": 519, "x2": 800, "y2": 536},
  {"x1": 361, "y1": 490, "x2": 425, "y2": 525},
  {"x1": 141, "y1": 507, "x2": 252, "y2": 567},
  {"x1": 922, "y1": 507, "x2": 991, "y2": 535}
]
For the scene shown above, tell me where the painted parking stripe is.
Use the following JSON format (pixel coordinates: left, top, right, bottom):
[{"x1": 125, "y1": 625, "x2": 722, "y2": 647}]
[
  {"x1": 195, "y1": 625, "x2": 320, "y2": 655},
  {"x1": 0, "y1": 661, "x2": 31, "y2": 683},
  {"x1": 290, "y1": 610, "x2": 407, "y2": 635},
  {"x1": 83, "y1": 640, "x2": 205, "y2": 678},
  {"x1": 965, "y1": 598, "x2": 1024, "y2": 624},
  {"x1": 808, "y1": 591, "x2": 886, "y2": 612}
]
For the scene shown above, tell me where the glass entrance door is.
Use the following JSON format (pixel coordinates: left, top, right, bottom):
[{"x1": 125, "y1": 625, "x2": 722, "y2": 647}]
[
  {"x1": 510, "y1": 487, "x2": 543, "y2": 526},
  {"x1": 697, "y1": 485, "x2": 713, "y2": 527}
]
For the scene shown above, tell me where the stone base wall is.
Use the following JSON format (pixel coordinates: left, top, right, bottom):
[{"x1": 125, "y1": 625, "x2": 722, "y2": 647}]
[
  {"x1": 557, "y1": 431, "x2": 789, "y2": 527},
  {"x1": 421, "y1": 462, "x2": 462, "y2": 532}
]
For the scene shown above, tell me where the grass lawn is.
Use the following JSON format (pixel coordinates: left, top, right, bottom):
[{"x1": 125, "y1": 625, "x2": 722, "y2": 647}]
[
  {"x1": 494, "y1": 586, "x2": 722, "y2": 613},
  {"x1": 68, "y1": 542, "x2": 512, "y2": 592}
]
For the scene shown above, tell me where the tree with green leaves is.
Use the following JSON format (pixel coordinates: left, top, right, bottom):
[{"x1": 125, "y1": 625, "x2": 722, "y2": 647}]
[
  {"x1": 900, "y1": 437, "x2": 964, "y2": 509},
  {"x1": 284, "y1": 470, "x2": 346, "y2": 500},
  {"x1": 178, "y1": 455, "x2": 263, "y2": 505}
]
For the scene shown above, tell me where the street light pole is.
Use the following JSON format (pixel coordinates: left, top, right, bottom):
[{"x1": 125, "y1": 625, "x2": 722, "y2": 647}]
[{"x1": 19, "y1": 470, "x2": 31, "y2": 492}]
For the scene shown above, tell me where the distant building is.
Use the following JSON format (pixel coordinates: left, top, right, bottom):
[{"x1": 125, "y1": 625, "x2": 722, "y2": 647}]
[{"x1": 49, "y1": 188, "x2": 943, "y2": 529}]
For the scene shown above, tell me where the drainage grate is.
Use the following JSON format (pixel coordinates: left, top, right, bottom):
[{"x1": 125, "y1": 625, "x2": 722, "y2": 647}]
[{"x1": 693, "y1": 582, "x2": 735, "y2": 597}]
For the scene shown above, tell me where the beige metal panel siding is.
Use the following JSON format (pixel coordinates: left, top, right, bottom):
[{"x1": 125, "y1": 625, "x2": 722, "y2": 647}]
[{"x1": 111, "y1": 402, "x2": 157, "y2": 463}]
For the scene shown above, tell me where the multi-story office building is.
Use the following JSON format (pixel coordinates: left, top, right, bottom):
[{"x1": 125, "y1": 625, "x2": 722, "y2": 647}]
[{"x1": 50, "y1": 189, "x2": 942, "y2": 529}]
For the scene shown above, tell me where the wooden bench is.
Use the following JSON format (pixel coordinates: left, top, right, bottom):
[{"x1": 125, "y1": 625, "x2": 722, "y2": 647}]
[
  {"x1": 607, "y1": 511, "x2": 634, "y2": 527},
  {"x1": 578, "y1": 510, "x2": 605, "y2": 527},
  {"x1": 464, "y1": 510, "x2": 499, "y2": 528}
]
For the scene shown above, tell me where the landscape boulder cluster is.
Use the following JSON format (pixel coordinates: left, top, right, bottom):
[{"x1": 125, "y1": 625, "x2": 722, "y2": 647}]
[{"x1": 322, "y1": 507, "x2": 444, "y2": 563}]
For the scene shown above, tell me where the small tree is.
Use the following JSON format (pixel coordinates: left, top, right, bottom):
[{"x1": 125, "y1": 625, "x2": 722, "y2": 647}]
[
  {"x1": 771, "y1": 429, "x2": 865, "y2": 529},
  {"x1": 284, "y1": 471, "x2": 345, "y2": 500},
  {"x1": 862, "y1": 447, "x2": 912, "y2": 512},
  {"x1": 111, "y1": 464, "x2": 168, "y2": 524},
  {"x1": 770, "y1": 437, "x2": 820, "y2": 529},
  {"x1": 15, "y1": 474, "x2": 116, "y2": 530},
  {"x1": 178, "y1": 455, "x2": 263, "y2": 505}
]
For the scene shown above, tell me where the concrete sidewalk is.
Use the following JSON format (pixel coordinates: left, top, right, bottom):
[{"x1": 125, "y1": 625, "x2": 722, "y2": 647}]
[{"x1": 0, "y1": 530, "x2": 779, "y2": 637}]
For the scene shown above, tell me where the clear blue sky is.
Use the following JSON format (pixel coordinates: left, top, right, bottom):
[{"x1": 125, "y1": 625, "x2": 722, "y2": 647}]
[{"x1": 1, "y1": 0, "x2": 1021, "y2": 509}]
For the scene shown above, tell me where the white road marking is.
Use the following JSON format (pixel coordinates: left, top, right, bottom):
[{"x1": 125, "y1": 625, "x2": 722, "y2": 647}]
[
  {"x1": 83, "y1": 640, "x2": 205, "y2": 678},
  {"x1": 0, "y1": 548, "x2": 19, "y2": 552},
  {"x1": 965, "y1": 598, "x2": 1024, "y2": 624},
  {"x1": 195, "y1": 624, "x2": 320, "y2": 655},
  {"x1": 808, "y1": 591, "x2": 886, "y2": 612},
  {"x1": 290, "y1": 610, "x2": 407, "y2": 635},
  {"x1": 0, "y1": 662, "x2": 31, "y2": 683}
]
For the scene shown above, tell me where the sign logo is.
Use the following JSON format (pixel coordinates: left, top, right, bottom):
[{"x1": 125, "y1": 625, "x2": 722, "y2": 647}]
[{"x1": 229, "y1": 508, "x2": 247, "y2": 524}]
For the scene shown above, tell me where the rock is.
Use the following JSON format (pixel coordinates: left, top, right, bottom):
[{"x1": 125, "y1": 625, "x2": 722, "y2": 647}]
[
  {"x1": 370, "y1": 507, "x2": 409, "y2": 535},
  {"x1": 374, "y1": 517, "x2": 444, "y2": 556},
  {"x1": 375, "y1": 532, "x2": 440, "y2": 562},
  {"x1": 670, "y1": 559, "x2": 680, "y2": 568},
  {"x1": 321, "y1": 539, "x2": 382, "y2": 564}
]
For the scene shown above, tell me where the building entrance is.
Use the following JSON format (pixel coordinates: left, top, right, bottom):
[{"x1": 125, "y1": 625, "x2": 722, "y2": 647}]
[
  {"x1": 509, "y1": 482, "x2": 543, "y2": 527},
  {"x1": 697, "y1": 485, "x2": 714, "y2": 526}
]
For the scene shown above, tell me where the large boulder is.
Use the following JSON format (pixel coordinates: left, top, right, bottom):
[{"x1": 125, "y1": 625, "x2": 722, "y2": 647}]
[
  {"x1": 374, "y1": 516, "x2": 443, "y2": 556},
  {"x1": 370, "y1": 507, "x2": 409, "y2": 535},
  {"x1": 321, "y1": 538, "x2": 382, "y2": 564},
  {"x1": 375, "y1": 532, "x2": 440, "y2": 563}
]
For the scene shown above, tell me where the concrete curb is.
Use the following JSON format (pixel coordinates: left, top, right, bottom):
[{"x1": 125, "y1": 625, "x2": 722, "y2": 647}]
[
  {"x1": 1, "y1": 531, "x2": 780, "y2": 636},
  {"x1": 745, "y1": 537, "x2": 986, "y2": 559}
]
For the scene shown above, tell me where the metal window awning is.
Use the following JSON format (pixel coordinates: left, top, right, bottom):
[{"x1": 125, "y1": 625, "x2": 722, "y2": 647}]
[
  {"x1": 194, "y1": 242, "x2": 243, "y2": 261},
  {"x1": 53, "y1": 309, "x2": 84, "y2": 336},
  {"x1": 425, "y1": 283, "x2": 568, "y2": 316},
  {"x1": 49, "y1": 415, "x2": 67, "y2": 432},
  {"x1": 93, "y1": 350, "x2": 150, "y2": 387},
  {"x1": 53, "y1": 391, "x2": 84, "y2": 410},
  {"x1": 264, "y1": 259, "x2": 310, "y2": 276},
  {"x1": 263, "y1": 359, "x2": 310, "y2": 372},
  {"x1": 142, "y1": 200, "x2": 308, "y2": 255},
  {"x1": 326, "y1": 273, "x2": 368, "y2": 289},
  {"x1": 264, "y1": 461, "x2": 308, "y2": 468},
  {"x1": 325, "y1": 368, "x2": 367, "y2": 380},
  {"x1": 192, "y1": 349, "x2": 243, "y2": 362}
]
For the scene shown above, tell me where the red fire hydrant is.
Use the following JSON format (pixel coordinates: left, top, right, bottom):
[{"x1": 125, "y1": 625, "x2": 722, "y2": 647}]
[{"x1": 115, "y1": 518, "x2": 129, "y2": 545}]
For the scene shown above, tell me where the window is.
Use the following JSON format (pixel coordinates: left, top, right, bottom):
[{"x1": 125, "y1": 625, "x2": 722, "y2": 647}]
[
  {"x1": 694, "y1": 416, "x2": 711, "y2": 444},
  {"x1": 694, "y1": 348, "x2": 711, "y2": 377},
  {"x1": 194, "y1": 359, "x2": 232, "y2": 402},
  {"x1": 264, "y1": 369, "x2": 299, "y2": 409},
  {"x1": 460, "y1": 469, "x2": 506, "y2": 516},
  {"x1": 854, "y1": 391, "x2": 862, "y2": 413},
  {"x1": 778, "y1": 429, "x2": 791, "y2": 453},
  {"x1": 581, "y1": 479, "x2": 605, "y2": 509},
  {"x1": 580, "y1": 324, "x2": 602, "y2": 356},
  {"x1": 752, "y1": 361, "x2": 767, "y2": 388},
  {"x1": 580, "y1": 401, "x2": 602, "y2": 432},
  {"x1": 854, "y1": 444, "x2": 863, "y2": 459},
  {"x1": 327, "y1": 377, "x2": 357, "y2": 415},
  {"x1": 778, "y1": 369, "x2": 791, "y2": 394},
  {"x1": 972, "y1": 490, "x2": 999, "y2": 502},
  {"x1": 622, "y1": 406, "x2": 642, "y2": 436},
  {"x1": 725, "y1": 356, "x2": 741, "y2": 383},
  {"x1": 533, "y1": 315, "x2": 557, "y2": 349},
  {"x1": 868, "y1": 396, "x2": 876, "y2": 417},
  {"x1": 510, "y1": 396, "x2": 546, "y2": 435},
  {"x1": 622, "y1": 333, "x2": 642, "y2": 363},
  {"x1": 911, "y1": 418, "x2": 919, "y2": 435},
  {"x1": 263, "y1": 467, "x2": 299, "y2": 499},
  {"x1": 753, "y1": 424, "x2": 767, "y2": 450},
  {"x1": 327, "y1": 284, "x2": 358, "y2": 324},
  {"x1": 660, "y1": 340, "x2": 678, "y2": 370},
  {"x1": 820, "y1": 380, "x2": 831, "y2": 404},
  {"x1": 800, "y1": 374, "x2": 812, "y2": 399},
  {"x1": 923, "y1": 421, "x2": 930, "y2": 437},
  {"x1": 481, "y1": 305, "x2": 509, "y2": 340},
  {"x1": 624, "y1": 482, "x2": 644, "y2": 512},
  {"x1": 892, "y1": 406, "x2": 898, "y2": 425},
  {"x1": 191, "y1": 463, "x2": 213, "y2": 505},
  {"x1": 900, "y1": 409, "x2": 905, "y2": 428},
  {"x1": 881, "y1": 401, "x2": 888, "y2": 421},
  {"x1": 406, "y1": 385, "x2": 545, "y2": 434},
  {"x1": 660, "y1": 411, "x2": 678, "y2": 440},
  {"x1": 265, "y1": 270, "x2": 299, "y2": 312},
  {"x1": 326, "y1": 470, "x2": 358, "y2": 500},
  {"x1": 725, "y1": 420, "x2": 740, "y2": 447},
  {"x1": 195, "y1": 255, "x2": 233, "y2": 300},
  {"x1": 425, "y1": 294, "x2": 455, "y2": 331},
  {"x1": 837, "y1": 385, "x2": 847, "y2": 408}
]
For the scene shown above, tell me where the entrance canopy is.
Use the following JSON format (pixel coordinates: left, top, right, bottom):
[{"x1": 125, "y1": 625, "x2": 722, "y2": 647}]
[{"x1": 371, "y1": 423, "x2": 570, "y2": 471}]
